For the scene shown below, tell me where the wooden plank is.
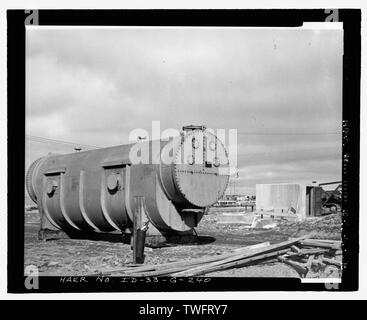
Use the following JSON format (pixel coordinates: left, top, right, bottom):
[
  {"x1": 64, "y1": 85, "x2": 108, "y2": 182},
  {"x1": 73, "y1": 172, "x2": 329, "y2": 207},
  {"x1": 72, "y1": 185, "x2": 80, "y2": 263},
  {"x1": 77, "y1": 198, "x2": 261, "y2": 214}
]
[
  {"x1": 286, "y1": 248, "x2": 330, "y2": 257},
  {"x1": 171, "y1": 249, "x2": 290, "y2": 277},
  {"x1": 307, "y1": 239, "x2": 342, "y2": 244},
  {"x1": 85, "y1": 265, "x2": 142, "y2": 276},
  {"x1": 233, "y1": 242, "x2": 270, "y2": 252},
  {"x1": 129, "y1": 242, "x2": 273, "y2": 277},
  {"x1": 278, "y1": 255, "x2": 308, "y2": 277},
  {"x1": 172, "y1": 234, "x2": 312, "y2": 277},
  {"x1": 322, "y1": 257, "x2": 342, "y2": 267},
  {"x1": 123, "y1": 242, "x2": 273, "y2": 275},
  {"x1": 299, "y1": 239, "x2": 340, "y2": 250},
  {"x1": 306, "y1": 255, "x2": 315, "y2": 269},
  {"x1": 128, "y1": 265, "x2": 200, "y2": 277},
  {"x1": 311, "y1": 259, "x2": 326, "y2": 268}
]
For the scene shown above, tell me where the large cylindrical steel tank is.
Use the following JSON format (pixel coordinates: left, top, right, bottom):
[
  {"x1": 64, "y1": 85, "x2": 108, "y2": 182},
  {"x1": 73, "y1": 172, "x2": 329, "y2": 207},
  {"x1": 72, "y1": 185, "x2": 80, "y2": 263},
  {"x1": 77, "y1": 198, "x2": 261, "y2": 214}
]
[{"x1": 26, "y1": 127, "x2": 230, "y2": 235}]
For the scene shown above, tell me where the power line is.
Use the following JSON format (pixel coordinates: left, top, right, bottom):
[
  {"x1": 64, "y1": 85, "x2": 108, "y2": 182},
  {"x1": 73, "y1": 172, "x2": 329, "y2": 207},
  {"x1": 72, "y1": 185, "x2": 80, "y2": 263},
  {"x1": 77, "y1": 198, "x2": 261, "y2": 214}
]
[
  {"x1": 26, "y1": 135, "x2": 101, "y2": 149},
  {"x1": 237, "y1": 132, "x2": 342, "y2": 136},
  {"x1": 26, "y1": 131, "x2": 342, "y2": 150}
]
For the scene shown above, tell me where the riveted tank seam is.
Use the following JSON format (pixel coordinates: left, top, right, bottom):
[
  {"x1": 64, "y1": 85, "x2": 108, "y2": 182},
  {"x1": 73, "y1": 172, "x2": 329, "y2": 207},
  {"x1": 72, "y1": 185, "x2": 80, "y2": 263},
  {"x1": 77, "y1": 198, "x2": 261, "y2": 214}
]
[
  {"x1": 174, "y1": 130, "x2": 202, "y2": 208},
  {"x1": 173, "y1": 130, "x2": 230, "y2": 208},
  {"x1": 25, "y1": 156, "x2": 48, "y2": 204},
  {"x1": 174, "y1": 130, "x2": 205, "y2": 208}
]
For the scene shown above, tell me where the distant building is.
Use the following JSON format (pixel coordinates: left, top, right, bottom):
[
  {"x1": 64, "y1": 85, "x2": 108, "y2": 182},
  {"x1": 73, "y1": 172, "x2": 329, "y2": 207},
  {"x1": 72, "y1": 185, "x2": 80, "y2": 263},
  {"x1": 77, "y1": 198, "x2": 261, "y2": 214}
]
[{"x1": 256, "y1": 182, "x2": 322, "y2": 220}]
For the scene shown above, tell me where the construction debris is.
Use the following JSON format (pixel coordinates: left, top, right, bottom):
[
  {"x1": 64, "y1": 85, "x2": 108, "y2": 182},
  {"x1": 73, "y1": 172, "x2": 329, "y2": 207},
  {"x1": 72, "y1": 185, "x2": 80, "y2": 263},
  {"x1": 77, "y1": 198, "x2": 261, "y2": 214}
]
[{"x1": 95, "y1": 234, "x2": 342, "y2": 278}]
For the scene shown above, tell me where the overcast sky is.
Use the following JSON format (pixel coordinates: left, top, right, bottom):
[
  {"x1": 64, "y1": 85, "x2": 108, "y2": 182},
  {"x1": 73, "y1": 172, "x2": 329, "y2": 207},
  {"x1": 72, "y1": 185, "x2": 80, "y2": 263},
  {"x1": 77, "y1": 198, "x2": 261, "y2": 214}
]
[{"x1": 26, "y1": 26, "x2": 343, "y2": 194}]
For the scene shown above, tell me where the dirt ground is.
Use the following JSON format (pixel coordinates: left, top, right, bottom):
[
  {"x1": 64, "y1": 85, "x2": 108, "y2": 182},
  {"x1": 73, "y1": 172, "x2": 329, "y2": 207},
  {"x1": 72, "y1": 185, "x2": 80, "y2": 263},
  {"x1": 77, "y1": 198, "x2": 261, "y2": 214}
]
[{"x1": 24, "y1": 209, "x2": 342, "y2": 278}]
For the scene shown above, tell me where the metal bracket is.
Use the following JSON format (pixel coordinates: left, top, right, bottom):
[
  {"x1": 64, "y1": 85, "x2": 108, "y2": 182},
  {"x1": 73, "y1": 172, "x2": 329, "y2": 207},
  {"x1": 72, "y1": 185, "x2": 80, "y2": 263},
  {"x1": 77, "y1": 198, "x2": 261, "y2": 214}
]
[{"x1": 182, "y1": 125, "x2": 206, "y2": 132}]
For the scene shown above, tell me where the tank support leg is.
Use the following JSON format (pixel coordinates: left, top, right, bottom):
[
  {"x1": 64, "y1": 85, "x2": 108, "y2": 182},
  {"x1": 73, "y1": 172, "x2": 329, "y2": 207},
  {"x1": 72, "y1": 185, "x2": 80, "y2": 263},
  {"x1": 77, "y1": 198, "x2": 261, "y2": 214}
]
[
  {"x1": 132, "y1": 196, "x2": 148, "y2": 264},
  {"x1": 38, "y1": 202, "x2": 68, "y2": 240}
]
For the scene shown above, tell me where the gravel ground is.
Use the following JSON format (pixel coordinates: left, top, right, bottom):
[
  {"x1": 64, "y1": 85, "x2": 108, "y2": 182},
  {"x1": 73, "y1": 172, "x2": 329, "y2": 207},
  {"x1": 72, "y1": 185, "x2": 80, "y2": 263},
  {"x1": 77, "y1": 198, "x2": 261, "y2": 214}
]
[{"x1": 24, "y1": 209, "x2": 342, "y2": 278}]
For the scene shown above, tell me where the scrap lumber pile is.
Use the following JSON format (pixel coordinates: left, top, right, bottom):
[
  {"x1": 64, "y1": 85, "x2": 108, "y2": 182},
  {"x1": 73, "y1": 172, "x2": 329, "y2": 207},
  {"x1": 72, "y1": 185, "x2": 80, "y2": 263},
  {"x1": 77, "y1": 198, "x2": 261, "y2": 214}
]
[{"x1": 96, "y1": 235, "x2": 342, "y2": 278}]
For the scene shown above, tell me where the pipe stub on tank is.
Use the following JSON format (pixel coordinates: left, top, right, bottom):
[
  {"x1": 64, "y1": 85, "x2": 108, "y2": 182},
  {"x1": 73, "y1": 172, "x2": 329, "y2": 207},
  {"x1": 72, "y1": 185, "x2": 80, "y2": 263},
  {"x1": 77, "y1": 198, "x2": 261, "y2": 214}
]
[{"x1": 106, "y1": 174, "x2": 120, "y2": 191}]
